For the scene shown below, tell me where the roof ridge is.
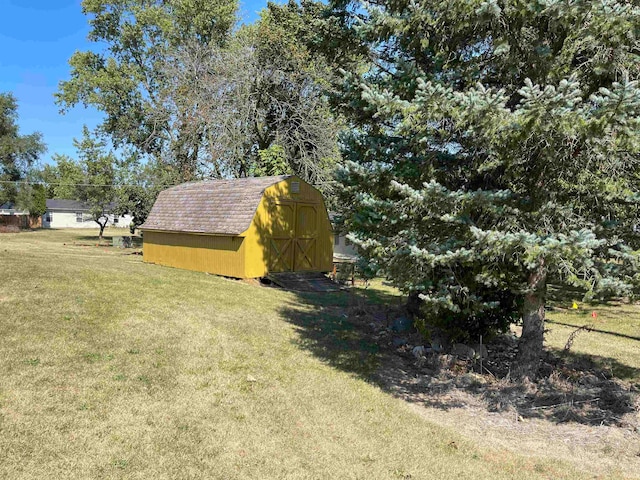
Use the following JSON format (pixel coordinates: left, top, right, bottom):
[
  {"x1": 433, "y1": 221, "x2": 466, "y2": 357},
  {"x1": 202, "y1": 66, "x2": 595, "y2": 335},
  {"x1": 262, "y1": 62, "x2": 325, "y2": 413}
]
[{"x1": 165, "y1": 175, "x2": 292, "y2": 191}]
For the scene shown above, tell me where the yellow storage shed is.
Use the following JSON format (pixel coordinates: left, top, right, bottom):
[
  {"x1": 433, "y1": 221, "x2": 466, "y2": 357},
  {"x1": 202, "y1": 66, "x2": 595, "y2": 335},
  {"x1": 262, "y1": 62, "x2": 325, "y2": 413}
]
[{"x1": 140, "y1": 175, "x2": 334, "y2": 278}]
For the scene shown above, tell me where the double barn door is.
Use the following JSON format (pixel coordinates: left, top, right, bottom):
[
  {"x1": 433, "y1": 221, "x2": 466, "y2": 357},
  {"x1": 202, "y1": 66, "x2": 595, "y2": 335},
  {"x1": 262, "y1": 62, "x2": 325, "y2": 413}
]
[{"x1": 269, "y1": 202, "x2": 319, "y2": 273}]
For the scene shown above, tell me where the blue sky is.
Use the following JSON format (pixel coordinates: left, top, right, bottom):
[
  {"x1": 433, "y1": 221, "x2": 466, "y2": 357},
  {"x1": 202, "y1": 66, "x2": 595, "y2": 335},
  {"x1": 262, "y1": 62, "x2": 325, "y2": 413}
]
[{"x1": 0, "y1": 0, "x2": 268, "y2": 165}]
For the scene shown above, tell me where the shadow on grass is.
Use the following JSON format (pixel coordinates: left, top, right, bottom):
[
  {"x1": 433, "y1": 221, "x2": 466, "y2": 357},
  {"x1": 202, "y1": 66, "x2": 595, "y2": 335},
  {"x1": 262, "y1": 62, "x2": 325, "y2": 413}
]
[
  {"x1": 282, "y1": 288, "x2": 403, "y2": 377},
  {"x1": 279, "y1": 287, "x2": 639, "y2": 428},
  {"x1": 550, "y1": 347, "x2": 640, "y2": 382}
]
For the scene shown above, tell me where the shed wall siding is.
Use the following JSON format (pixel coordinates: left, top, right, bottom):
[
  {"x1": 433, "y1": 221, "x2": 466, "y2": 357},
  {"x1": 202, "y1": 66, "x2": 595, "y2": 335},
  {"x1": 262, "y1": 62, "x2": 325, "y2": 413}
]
[{"x1": 143, "y1": 231, "x2": 246, "y2": 278}]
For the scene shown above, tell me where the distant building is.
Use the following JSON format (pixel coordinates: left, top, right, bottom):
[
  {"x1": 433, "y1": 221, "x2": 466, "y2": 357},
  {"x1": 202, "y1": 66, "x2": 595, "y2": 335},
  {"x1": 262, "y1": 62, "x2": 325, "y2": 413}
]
[
  {"x1": 0, "y1": 202, "x2": 29, "y2": 216},
  {"x1": 0, "y1": 202, "x2": 41, "y2": 228},
  {"x1": 329, "y1": 213, "x2": 358, "y2": 262},
  {"x1": 42, "y1": 199, "x2": 132, "y2": 229}
]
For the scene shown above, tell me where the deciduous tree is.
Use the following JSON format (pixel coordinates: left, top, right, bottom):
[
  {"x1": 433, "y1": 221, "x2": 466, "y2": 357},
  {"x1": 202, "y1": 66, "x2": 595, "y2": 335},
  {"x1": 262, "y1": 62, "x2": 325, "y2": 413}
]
[
  {"x1": 56, "y1": 0, "x2": 238, "y2": 182},
  {"x1": 116, "y1": 155, "x2": 176, "y2": 229},
  {"x1": 155, "y1": 2, "x2": 343, "y2": 192},
  {"x1": 39, "y1": 154, "x2": 85, "y2": 199},
  {"x1": 0, "y1": 93, "x2": 45, "y2": 205},
  {"x1": 75, "y1": 128, "x2": 120, "y2": 239}
]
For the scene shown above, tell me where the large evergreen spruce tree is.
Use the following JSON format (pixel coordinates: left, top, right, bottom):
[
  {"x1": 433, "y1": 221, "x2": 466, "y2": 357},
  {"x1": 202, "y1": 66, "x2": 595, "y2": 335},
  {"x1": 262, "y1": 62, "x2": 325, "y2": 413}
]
[{"x1": 331, "y1": 0, "x2": 640, "y2": 378}]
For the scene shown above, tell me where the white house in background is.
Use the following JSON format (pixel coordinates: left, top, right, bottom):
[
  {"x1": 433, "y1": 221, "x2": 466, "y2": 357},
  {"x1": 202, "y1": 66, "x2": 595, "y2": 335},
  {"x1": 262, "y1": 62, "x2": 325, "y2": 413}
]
[
  {"x1": 42, "y1": 199, "x2": 133, "y2": 229},
  {"x1": 333, "y1": 232, "x2": 358, "y2": 261},
  {"x1": 329, "y1": 213, "x2": 358, "y2": 262}
]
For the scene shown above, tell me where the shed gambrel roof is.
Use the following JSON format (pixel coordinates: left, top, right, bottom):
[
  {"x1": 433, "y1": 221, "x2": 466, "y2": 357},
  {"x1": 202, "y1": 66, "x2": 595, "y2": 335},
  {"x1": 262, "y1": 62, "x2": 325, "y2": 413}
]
[{"x1": 140, "y1": 175, "x2": 291, "y2": 235}]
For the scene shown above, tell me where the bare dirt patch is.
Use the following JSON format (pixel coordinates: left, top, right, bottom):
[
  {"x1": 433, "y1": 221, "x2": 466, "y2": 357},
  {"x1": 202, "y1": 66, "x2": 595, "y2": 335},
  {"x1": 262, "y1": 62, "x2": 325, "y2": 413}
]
[{"x1": 345, "y1": 301, "x2": 640, "y2": 478}]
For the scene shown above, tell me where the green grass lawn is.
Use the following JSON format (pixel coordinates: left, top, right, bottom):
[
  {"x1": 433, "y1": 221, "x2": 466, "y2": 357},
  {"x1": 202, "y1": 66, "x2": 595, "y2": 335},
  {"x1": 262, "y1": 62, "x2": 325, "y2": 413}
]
[
  {"x1": 0, "y1": 229, "x2": 634, "y2": 479},
  {"x1": 545, "y1": 296, "x2": 640, "y2": 384}
]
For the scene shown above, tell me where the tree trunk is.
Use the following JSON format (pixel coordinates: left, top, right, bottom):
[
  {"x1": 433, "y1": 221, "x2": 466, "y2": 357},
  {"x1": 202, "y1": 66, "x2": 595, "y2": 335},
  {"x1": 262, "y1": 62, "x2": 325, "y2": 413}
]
[
  {"x1": 515, "y1": 261, "x2": 547, "y2": 380},
  {"x1": 406, "y1": 291, "x2": 423, "y2": 318},
  {"x1": 98, "y1": 221, "x2": 106, "y2": 240}
]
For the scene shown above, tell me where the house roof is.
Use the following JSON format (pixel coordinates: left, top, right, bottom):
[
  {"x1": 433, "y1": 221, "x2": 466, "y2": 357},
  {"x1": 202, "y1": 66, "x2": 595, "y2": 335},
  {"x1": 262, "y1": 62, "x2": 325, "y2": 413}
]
[
  {"x1": 46, "y1": 199, "x2": 91, "y2": 211},
  {"x1": 0, "y1": 202, "x2": 29, "y2": 214},
  {"x1": 140, "y1": 175, "x2": 292, "y2": 235}
]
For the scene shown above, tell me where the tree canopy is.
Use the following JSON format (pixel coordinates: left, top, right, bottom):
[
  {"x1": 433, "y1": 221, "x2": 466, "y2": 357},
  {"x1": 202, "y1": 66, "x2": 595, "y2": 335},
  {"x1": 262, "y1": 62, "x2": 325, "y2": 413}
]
[
  {"x1": 0, "y1": 93, "x2": 46, "y2": 206},
  {"x1": 39, "y1": 154, "x2": 85, "y2": 200},
  {"x1": 151, "y1": 1, "x2": 344, "y2": 193},
  {"x1": 41, "y1": 127, "x2": 121, "y2": 238},
  {"x1": 74, "y1": 127, "x2": 122, "y2": 239},
  {"x1": 56, "y1": 0, "x2": 345, "y2": 213},
  {"x1": 329, "y1": 0, "x2": 640, "y2": 377},
  {"x1": 56, "y1": 0, "x2": 238, "y2": 182}
]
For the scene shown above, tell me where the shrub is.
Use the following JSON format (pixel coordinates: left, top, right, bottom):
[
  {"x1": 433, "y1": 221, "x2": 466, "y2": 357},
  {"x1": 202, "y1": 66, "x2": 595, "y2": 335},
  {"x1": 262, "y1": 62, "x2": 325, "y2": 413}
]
[{"x1": 0, "y1": 225, "x2": 20, "y2": 233}]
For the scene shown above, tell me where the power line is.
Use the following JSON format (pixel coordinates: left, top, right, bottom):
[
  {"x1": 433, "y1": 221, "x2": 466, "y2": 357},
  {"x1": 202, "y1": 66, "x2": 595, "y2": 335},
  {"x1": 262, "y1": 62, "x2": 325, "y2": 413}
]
[
  {"x1": 0, "y1": 180, "x2": 150, "y2": 188},
  {"x1": 0, "y1": 179, "x2": 336, "y2": 188},
  {"x1": 0, "y1": 178, "x2": 337, "y2": 188}
]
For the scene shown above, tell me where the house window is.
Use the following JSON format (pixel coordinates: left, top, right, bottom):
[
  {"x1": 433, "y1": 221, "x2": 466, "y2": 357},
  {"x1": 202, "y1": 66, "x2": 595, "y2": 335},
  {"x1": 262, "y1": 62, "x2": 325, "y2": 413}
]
[
  {"x1": 113, "y1": 217, "x2": 119, "y2": 224},
  {"x1": 334, "y1": 235, "x2": 340, "y2": 246},
  {"x1": 46, "y1": 213, "x2": 52, "y2": 223},
  {"x1": 76, "y1": 212, "x2": 83, "y2": 223},
  {"x1": 291, "y1": 181, "x2": 300, "y2": 193}
]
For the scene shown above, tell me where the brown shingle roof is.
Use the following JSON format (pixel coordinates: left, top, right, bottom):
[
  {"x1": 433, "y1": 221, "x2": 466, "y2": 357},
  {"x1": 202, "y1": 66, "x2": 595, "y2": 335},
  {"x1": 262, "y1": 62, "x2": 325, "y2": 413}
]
[{"x1": 140, "y1": 175, "x2": 291, "y2": 235}]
